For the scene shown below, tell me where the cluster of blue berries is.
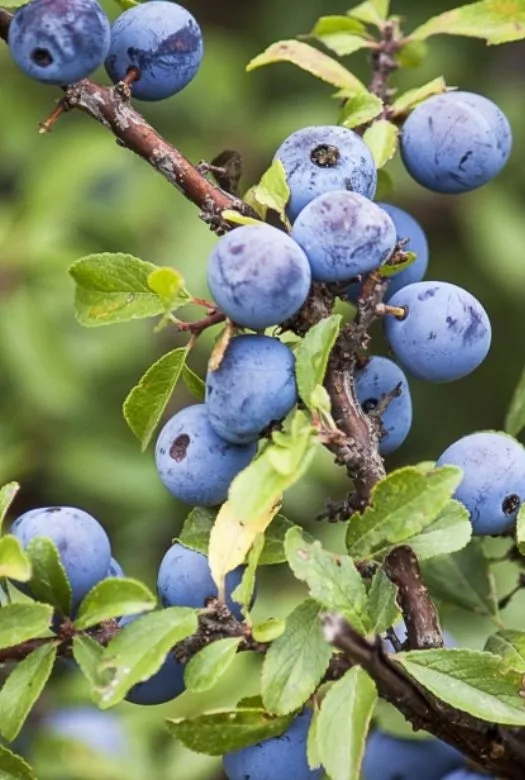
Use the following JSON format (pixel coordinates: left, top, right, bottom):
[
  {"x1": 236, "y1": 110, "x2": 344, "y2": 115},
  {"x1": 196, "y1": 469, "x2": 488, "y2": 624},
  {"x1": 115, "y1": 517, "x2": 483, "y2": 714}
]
[{"x1": 8, "y1": 0, "x2": 204, "y2": 101}]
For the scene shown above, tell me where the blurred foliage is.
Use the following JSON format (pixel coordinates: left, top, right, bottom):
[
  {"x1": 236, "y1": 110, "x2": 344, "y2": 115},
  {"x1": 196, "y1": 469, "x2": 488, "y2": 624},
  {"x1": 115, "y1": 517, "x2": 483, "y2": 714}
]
[{"x1": 2, "y1": 0, "x2": 525, "y2": 776}]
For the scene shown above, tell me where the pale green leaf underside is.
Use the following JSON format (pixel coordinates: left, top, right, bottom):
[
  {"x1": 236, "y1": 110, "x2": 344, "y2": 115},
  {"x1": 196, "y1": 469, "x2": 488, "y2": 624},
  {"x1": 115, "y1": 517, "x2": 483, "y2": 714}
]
[
  {"x1": 0, "y1": 643, "x2": 57, "y2": 741},
  {"x1": 74, "y1": 577, "x2": 157, "y2": 630},
  {"x1": 184, "y1": 637, "x2": 242, "y2": 693}
]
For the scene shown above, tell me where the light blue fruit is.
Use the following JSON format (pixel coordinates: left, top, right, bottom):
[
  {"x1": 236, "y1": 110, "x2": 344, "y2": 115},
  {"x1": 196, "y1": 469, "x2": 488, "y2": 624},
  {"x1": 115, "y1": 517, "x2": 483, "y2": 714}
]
[
  {"x1": 105, "y1": 1, "x2": 203, "y2": 101},
  {"x1": 155, "y1": 404, "x2": 257, "y2": 507},
  {"x1": 206, "y1": 335, "x2": 297, "y2": 444},
  {"x1": 400, "y1": 91, "x2": 512, "y2": 194},
  {"x1": 354, "y1": 356, "x2": 412, "y2": 456},
  {"x1": 43, "y1": 706, "x2": 128, "y2": 756},
  {"x1": 11, "y1": 507, "x2": 111, "y2": 608},
  {"x1": 383, "y1": 281, "x2": 491, "y2": 383},
  {"x1": 442, "y1": 771, "x2": 495, "y2": 780},
  {"x1": 348, "y1": 203, "x2": 429, "y2": 302},
  {"x1": 362, "y1": 731, "x2": 465, "y2": 780},
  {"x1": 157, "y1": 542, "x2": 246, "y2": 620},
  {"x1": 274, "y1": 125, "x2": 377, "y2": 222},
  {"x1": 223, "y1": 710, "x2": 322, "y2": 780},
  {"x1": 291, "y1": 191, "x2": 396, "y2": 283},
  {"x1": 436, "y1": 432, "x2": 525, "y2": 535},
  {"x1": 207, "y1": 224, "x2": 311, "y2": 329}
]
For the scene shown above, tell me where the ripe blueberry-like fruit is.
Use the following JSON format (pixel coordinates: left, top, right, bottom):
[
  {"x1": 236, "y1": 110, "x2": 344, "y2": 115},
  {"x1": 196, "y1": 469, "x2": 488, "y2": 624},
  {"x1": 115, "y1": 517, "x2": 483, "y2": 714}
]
[
  {"x1": 362, "y1": 731, "x2": 464, "y2": 780},
  {"x1": 205, "y1": 335, "x2": 297, "y2": 444},
  {"x1": 105, "y1": 1, "x2": 203, "y2": 101},
  {"x1": 119, "y1": 614, "x2": 186, "y2": 705},
  {"x1": 155, "y1": 404, "x2": 256, "y2": 507},
  {"x1": 384, "y1": 281, "x2": 491, "y2": 383},
  {"x1": 442, "y1": 771, "x2": 494, "y2": 780},
  {"x1": 223, "y1": 709, "x2": 322, "y2": 780},
  {"x1": 274, "y1": 125, "x2": 377, "y2": 222},
  {"x1": 291, "y1": 191, "x2": 396, "y2": 283},
  {"x1": 8, "y1": 0, "x2": 110, "y2": 85},
  {"x1": 207, "y1": 224, "x2": 311, "y2": 329},
  {"x1": 354, "y1": 356, "x2": 412, "y2": 456},
  {"x1": 436, "y1": 432, "x2": 525, "y2": 535},
  {"x1": 43, "y1": 707, "x2": 128, "y2": 756},
  {"x1": 348, "y1": 203, "x2": 429, "y2": 303},
  {"x1": 106, "y1": 557, "x2": 124, "y2": 578},
  {"x1": 11, "y1": 507, "x2": 111, "y2": 607},
  {"x1": 400, "y1": 91, "x2": 512, "y2": 194},
  {"x1": 157, "y1": 542, "x2": 246, "y2": 620}
]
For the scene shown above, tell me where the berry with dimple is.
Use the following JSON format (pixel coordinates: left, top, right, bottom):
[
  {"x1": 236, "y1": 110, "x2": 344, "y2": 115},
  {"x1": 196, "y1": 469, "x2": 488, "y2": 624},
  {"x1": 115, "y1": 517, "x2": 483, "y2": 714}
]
[
  {"x1": 400, "y1": 91, "x2": 512, "y2": 194},
  {"x1": 436, "y1": 432, "x2": 525, "y2": 535},
  {"x1": 8, "y1": 0, "x2": 110, "y2": 85},
  {"x1": 348, "y1": 203, "x2": 429, "y2": 303},
  {"x1": 11, "y1": 506, "x2": 111, "y2": 608},
  {"x1": 205, "y1": 335, "x2": 297, "y2": 444},
  {"x1": 43, "y1": 706, "x2": 128, "y2": 756},
  {"x1": 207, "y1": 224, "x2": 311, "y2": 330},
  {"x1": 274, "y1": 125, "x2": 377, "y2": 222},
  {"x1": 362, "y1": 731, "x2": 465, "y2": 780},
  {"x1": 383, "y1": 281, "x2": 491, "y2": 383},
  {"x1": 155, "y1": 404, "x2": 256, "y2": 507},
  {"x1": 119, "y1": 614, "x2": 186, "y2": 705},
  {"x1": 223, "y1": 709, "x2": 322, "y2": 780},
  {"x1": 157, "y1": 542, "x2": 246, "y2": 620},
  {"x1": 291, "y1": 191, "x2": 396, "y2": 283},
  {"x1": 104, "y1": 1, "x2": 203, "y2": 101},
  {"x1": 354, "y1": 356, "x2": 412, "y2": 456}
]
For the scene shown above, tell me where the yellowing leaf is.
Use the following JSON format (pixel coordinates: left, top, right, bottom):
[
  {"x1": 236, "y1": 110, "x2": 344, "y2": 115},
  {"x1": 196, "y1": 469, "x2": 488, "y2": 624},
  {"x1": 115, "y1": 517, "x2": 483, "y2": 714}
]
[
  {"x1": 410, "y1": 0, "x2": 525, "y2": 44},
  {"x1": 363, "y1": 120, "x2": 399, "y2": 168}
]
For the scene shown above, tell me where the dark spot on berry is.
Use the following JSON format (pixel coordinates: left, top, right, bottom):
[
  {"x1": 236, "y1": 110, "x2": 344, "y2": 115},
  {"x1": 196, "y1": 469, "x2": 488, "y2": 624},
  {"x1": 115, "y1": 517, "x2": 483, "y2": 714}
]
[
  {"x1": 230, "y1": 243, "x2": 244, "y2": 256},
  {"x1": 31, "y1": 48, "x2": 53, "y2": 67},
  {"x1": 503, "y1": 494, "x2": 520, "y2": 515},
  {"x1": 362, "y1": 398, "x2": 378, "y2": 413},
  {"x1": 170, "y1": 434, "x2": 190, "y2": 462},
  {"x1": 310, "y1": 143, "x2": 340, "y2": 168},
  {"x1": 417, "y1": 287, "x2": 438, "y2": 301},
  {"x1": 45, "y1": 507, "x2": 62, "y2": 513},
  {"x1": 446, "y1": 316, "x2": 458, "y2": 328}
]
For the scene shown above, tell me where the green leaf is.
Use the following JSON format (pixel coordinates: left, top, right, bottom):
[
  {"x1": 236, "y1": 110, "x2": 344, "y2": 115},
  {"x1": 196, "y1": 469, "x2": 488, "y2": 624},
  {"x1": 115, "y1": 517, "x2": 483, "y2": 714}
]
[
  {"x1": 340, "y1": 92, "x2": 384, "y2": 129},
  {"x1": 248, "y1": 160, "x2": 291, "y2": 226},
  {"x1": 0, "y1": 743, "x2": 36, "y2": 780},
  {"x1": 295, "y1": 315, "x2": 342, "y2": 409},
  {"x1": 392, "y1": 77, "x2": 448, "y2": 115},
  {"x1": 0, "y1": 537, "x2": 32, "y2": 581},
  {"x1": 517, "y1": 504, "x2": 525, "y2": 556},
  {"x1": 307, "y1": 707, "x2": 322, "y2": 769},
  {"x1": 252, "y1": 618, "x2": 286, "y2": 643},
  {"x1": 247, "y1": 40, "x2": 367, "y2": 94},
  {"x1": 421, "y1": 541, "x2": 499, "y2": 617},
  {"x1": 318, "y1": 667, "x2": 377, "y2": 780},
  {"x1": 363, "y1": 120, "x2": 399, "y2": 168},
  {"x1": 307, "y1": 16, "x2": 371, "y2": 57},
  {"x1": 72, "y1": 635, "x2": 109, "y2": 690},
  {"x1": 375, "y1": 168, "x2": 395, "y2": 201},
  {"x1": 373, "y1": 699, "x2": 430, "y2": 739},
  {"x1": 182, "y1": 363, "x2": 206, "y2": 401},
  {"x1": 25, "y1": 537, "x2": 72, "y2": 615},
  {"x1": 221, "y1": 210, "x2": 263, "y2": 227},
  {"x1": 260, "y1": 515, "x2": 295, "y2": 565},
  {"x1": 166, "y1": 708, "x2": 294, "y2": 756},
  {"x1": 380, "y1": 251, "x2": 416, "y2": 279},
  {"x1": 147, "y1": 267, "x2": 190, "y2": 311},
  {"x1": 229, "y1": 410, "x2": 318, "y2": 523},
  {"x1": 410, "y1": 0, "x2": 525, "y2": 44},
  {"x1": 404, "y1": 500, "x2": 472, "y2": 561},
  {"x1": 348, "y1": 0, "x2": 390, "y2": 26},
  {"x1": 184, "y1": 638, "x2": 242, "y2": 693},
  {"x1": 396, "y1": 648, "x2": 525, "y2": 725},
  {"x1": 98, "y1": 607, "x2": 198, "y2": 707},
  {"x1": 395, "y1": 40, "x2": 428, "y2": 68},
  {"x1": 0, "y1": 482, "x2": 20, "y2": 534},
  {"x1": 0, "y1": 644, "x2": 57, "y2": 741},
  {"x1": 285, "y1": 528, "x2": 368, "y2": 632},
  {"x1": 0, "y1": 603, "x2": 53, "y2": 650},
  {"x1": 346, "y1": 466, "x2": 463, "y2": 559},
  {"x1": 485, "y1": 630, "x2": 525, "y2": 673},
  {"x1": 178, "y1": 507, "x2": 216, "y2": 554},
  {"x1": 366, "y1": 569, "x2": 400, "y2": 635},
  {"x1": 231, "y1": 534, "x2": 264, "y2": 613},
  {"x1": 505, "y1": 365, "x2": 525, "y2": 436},
  {"x1": 262, "y1": 600, "x2": 332, "y2": 715},
  {"x1": 123, "y1": 347, "x2": 188, "y2": 451},
  {"x1": 74, "y1": 578, "x2": 157, "y2": 630},
  {"x1": 69, "y1": 253, "x2": 165, "y2": 327}
]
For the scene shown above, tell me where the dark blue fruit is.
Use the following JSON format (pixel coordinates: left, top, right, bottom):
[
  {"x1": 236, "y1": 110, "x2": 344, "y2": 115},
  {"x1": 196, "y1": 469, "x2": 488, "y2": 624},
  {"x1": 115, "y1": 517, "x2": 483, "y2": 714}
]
[
  {"x1": 362, "y1": 731, "x2": 464, "y2": 780},
  {"x1": 205, "y1": 335, "x2": 297, "y2": 444},
  {"x1": 274, "y1": 125, "x2": 377, "y2": 222},
  {"x1": 400, "y1": 91, "x2": 512, "y2": 194},
  {"x1": 155, "y1": 404, "x2": 257, "y2": 507},
  {"x1": 223, "y1": 710, "x2": 322, "y2": 780},
  {"x1": 442, "y1": 771, "x2": 494, "y2": 780},
  {"x1": 105, "y1": 1, "x2": 203, "y2": 101},
  {"x1": 43, "y1": 707, "x2": 128, "y2": 756},
  {"x1": 8, "y1": 0, "x2": 110, "y2": 85}
]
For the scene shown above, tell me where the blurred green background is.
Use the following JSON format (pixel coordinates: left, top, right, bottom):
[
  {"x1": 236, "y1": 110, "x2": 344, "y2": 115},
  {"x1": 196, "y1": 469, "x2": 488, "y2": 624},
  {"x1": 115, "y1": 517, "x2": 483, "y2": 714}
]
[{"x1": 1, "y1": 0, "x2": 525, "y2": 777}]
